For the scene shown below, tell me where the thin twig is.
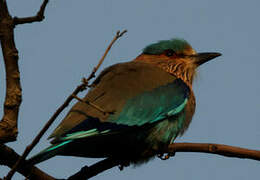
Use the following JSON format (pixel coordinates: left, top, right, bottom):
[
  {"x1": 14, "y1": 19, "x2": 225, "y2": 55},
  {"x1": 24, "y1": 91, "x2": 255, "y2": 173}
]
[
  {"x1": 72, "y1": 95, "x2": 107, "y2": 114},
  {"x1": 5, "y1": 30, "x2": 127, "y2": 180},
  {"x1": 67, "y1": 142, "x2": 260, "y2": 179},
  {"x1": 87, "y1": 30, "x2": 127, "y2": 81},
  {"x1": 13, "y1": 0, "x2": 49, "y2": 25}
]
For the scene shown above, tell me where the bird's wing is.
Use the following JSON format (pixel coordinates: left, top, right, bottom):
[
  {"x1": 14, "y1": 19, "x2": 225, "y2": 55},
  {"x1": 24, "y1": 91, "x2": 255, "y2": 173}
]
[{"x1": 49, "y1": 61, "x2": 190, "y2": 143}]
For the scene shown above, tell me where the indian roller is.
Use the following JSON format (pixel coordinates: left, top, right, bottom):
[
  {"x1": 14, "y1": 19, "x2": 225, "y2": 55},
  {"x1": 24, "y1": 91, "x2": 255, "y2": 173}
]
[{"x1": 28, "y1": 38, "x2": 221, "y2": 165}]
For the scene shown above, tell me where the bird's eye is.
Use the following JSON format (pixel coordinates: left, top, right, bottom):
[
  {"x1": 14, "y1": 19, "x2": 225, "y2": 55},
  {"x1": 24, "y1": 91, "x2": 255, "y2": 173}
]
[{"x1": 165, "y1": 49, "x2": 175, "y2": 57}]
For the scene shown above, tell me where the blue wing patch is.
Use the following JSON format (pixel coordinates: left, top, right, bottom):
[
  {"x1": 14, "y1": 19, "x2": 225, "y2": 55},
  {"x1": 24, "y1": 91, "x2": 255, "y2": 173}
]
[{"x1": 109, "y1": 78, "x2": 189, "y2": 126}]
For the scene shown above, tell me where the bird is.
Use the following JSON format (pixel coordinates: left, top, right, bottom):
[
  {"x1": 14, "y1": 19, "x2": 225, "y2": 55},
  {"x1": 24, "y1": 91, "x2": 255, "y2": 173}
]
[{"x1": 28, "y1": 38, "x2": 221, "y2": 165}]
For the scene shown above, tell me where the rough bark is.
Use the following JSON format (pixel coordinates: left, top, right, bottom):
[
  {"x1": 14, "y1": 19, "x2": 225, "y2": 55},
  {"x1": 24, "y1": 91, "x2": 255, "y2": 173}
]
[{"x1": 0, "y1": 0, "x2": 22, "y2": 143}]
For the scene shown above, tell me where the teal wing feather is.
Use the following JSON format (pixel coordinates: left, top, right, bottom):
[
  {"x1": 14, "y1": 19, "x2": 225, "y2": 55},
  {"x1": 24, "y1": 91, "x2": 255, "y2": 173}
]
[{"x1": 109, "y1": 80, "x2": 189, "y2": 126}]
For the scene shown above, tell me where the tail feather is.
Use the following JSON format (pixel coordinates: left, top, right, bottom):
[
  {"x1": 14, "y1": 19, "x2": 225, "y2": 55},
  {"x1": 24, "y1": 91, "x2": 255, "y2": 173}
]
[{"x1": 27, "y1": 140, "x2": 72, "y2": 165}]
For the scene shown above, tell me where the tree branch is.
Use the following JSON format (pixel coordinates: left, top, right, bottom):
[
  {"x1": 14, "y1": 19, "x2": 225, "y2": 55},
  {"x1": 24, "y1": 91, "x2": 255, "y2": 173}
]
[
  {"x1": 5, "y1": 30, "x2": 127, "y2": 180},
  {"x1": 13, "y1": 0, "x2": 49, "y2": 25},
  {"x1": 168, "y1": 142, "x2": 260, "y2": 161},
  {"x1": 86, "y1": 30, "x2": 127, "y2": 81},
  {"x1": 4, "y1": 84, "x2": 87, "y2": 180},
  {"x1": 0, "y1": 0, "x2": 21, "y2": 143},
  {"x1": 0, "y1": 0, "x2": 50, "y2": 144},
  {"x1": 0, "y1": 144, "x2": 55, "y2": 180},
  {"x1": 67, "y1": 158, "x2": 120, "y2": 180},
  {"x1": 67, "y1": 142, "x2": 260, "y2": 179}
]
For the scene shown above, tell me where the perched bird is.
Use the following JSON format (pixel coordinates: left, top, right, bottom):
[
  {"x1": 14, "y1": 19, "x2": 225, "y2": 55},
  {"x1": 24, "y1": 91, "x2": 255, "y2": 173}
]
[{"x1": 28, "y1": 38, "x2": 221, "y2": 165}]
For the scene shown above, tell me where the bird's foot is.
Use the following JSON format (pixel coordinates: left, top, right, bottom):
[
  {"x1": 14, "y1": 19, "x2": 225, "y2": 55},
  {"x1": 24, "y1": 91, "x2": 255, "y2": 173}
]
[
  {"x1": 157, "y1": 152, "x2": 175, "y2": 160},
  {"x1": 118, "y1": 160, "x2": 130, "y2": 171}
]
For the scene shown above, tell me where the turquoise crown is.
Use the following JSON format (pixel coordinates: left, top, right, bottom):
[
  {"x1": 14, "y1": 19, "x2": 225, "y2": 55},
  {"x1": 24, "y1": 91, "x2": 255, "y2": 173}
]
[{"x1": 143, "y1": 38, "x2": 191, "y2": 55}]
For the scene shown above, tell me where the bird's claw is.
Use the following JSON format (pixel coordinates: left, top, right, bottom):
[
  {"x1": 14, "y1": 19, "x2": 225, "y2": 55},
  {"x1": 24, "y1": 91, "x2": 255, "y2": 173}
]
[
  {"x1": 118, "y1": 164, "x2": 124, "y2": 171},
  {"x1": 157, "y1": 153, "x2": 169, "y2": 160},
  {"x1": 118, "y1": 161, "x2": 130, "y2": 171},
  {"x1": 157, "y1": 152, "x2": 175, "y2": 160}
]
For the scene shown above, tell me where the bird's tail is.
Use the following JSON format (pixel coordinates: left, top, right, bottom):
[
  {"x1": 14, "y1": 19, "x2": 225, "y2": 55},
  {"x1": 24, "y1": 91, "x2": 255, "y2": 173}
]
[{"x1": 27, "y1": 140, "x2": 72, "y2": 165}]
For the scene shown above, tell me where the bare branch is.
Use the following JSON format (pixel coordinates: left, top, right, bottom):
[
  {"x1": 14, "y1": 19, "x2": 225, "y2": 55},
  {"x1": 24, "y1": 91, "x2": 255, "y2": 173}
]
[
  {"x1": 0, "y1": 144, "x2": 55, "y2": 180},
  {"x1": 0, "y1": 0, "x2": 21, "y2": 143},
  {"x1": 72, "y1": 95, "x2": 115, "y2": 115},
  {"x1": 67, "y1": 158, "x2": 120, "y2": 180},
  {"x1": 0, "y1": 0, "x2": 50, "y2": 144},
  {"x1": 13, "y1": 0, "x2": 49, "y2": 25},
  {"x1": 168, "y1": 142, "x2": 260, "y2": 161},
  {"x1": 0, "y1": 0, "x2": 10, "y2": 18},
  {"x1": 87, "y1": 30, "x2": 127, "y2": 81},
  {"x1": 4, "y1": 84, "x2": 87, "y2": 180},
  {"x1": 72, "y1": 94, "x2": 108, "y2": 114},
  {"x1": 67, "y1": 142, "x2": 260, "y2": 179},
  {"x1": 5, "y1": 30, "x2": 127, "y2": 180}
]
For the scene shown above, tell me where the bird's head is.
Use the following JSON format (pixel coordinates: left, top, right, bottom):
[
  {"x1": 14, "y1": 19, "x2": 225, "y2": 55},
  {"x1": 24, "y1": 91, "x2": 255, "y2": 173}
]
[{"x1": 135, "y1": 38, "x2": 221, "y2": 84}]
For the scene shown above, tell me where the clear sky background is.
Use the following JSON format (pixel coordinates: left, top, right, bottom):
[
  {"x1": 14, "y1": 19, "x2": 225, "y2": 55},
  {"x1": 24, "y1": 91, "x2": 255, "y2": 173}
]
[{"x1": 1, "y1": 0, "x2": 259, "y2": 179}]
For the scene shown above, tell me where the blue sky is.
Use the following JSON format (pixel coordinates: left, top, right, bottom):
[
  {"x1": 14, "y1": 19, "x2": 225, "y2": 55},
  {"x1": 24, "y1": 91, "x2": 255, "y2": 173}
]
[{"x1": 1, "y1": 0, "x2": 259, "y2": 179}]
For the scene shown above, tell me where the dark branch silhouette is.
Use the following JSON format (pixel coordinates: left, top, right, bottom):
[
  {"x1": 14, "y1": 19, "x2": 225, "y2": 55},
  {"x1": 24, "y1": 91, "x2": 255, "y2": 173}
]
[
  {"x1": 1, "y1": 141, "x2": 259, "y2": 179},
  {"x1": 0, "y1": 144, "x2": 54, "y2": 180},
  {"x1": 67, "y1": 158, "x2": 120, "y2": 180},
  {"x1": 0, "y1": 0, "x2": 22, "y2": 143},
  {"x1": 13, "y1": 0, "x2": 49, "y2": 25},
  {"x1": 67, "y1": 142, "x2": 260, "y2": 179},
  {"x1": 0, "y1": 0, "x2": 54, "y2": 179},
  {"x1": 0, "y1": 0, "x2": 49, "y2": 143}
]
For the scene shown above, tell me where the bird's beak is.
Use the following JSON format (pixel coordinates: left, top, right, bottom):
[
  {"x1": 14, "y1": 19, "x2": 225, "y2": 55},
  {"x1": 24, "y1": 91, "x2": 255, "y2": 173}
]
[{"x1": 192, "y1": 52, "x2": 222, "y2": 66}]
